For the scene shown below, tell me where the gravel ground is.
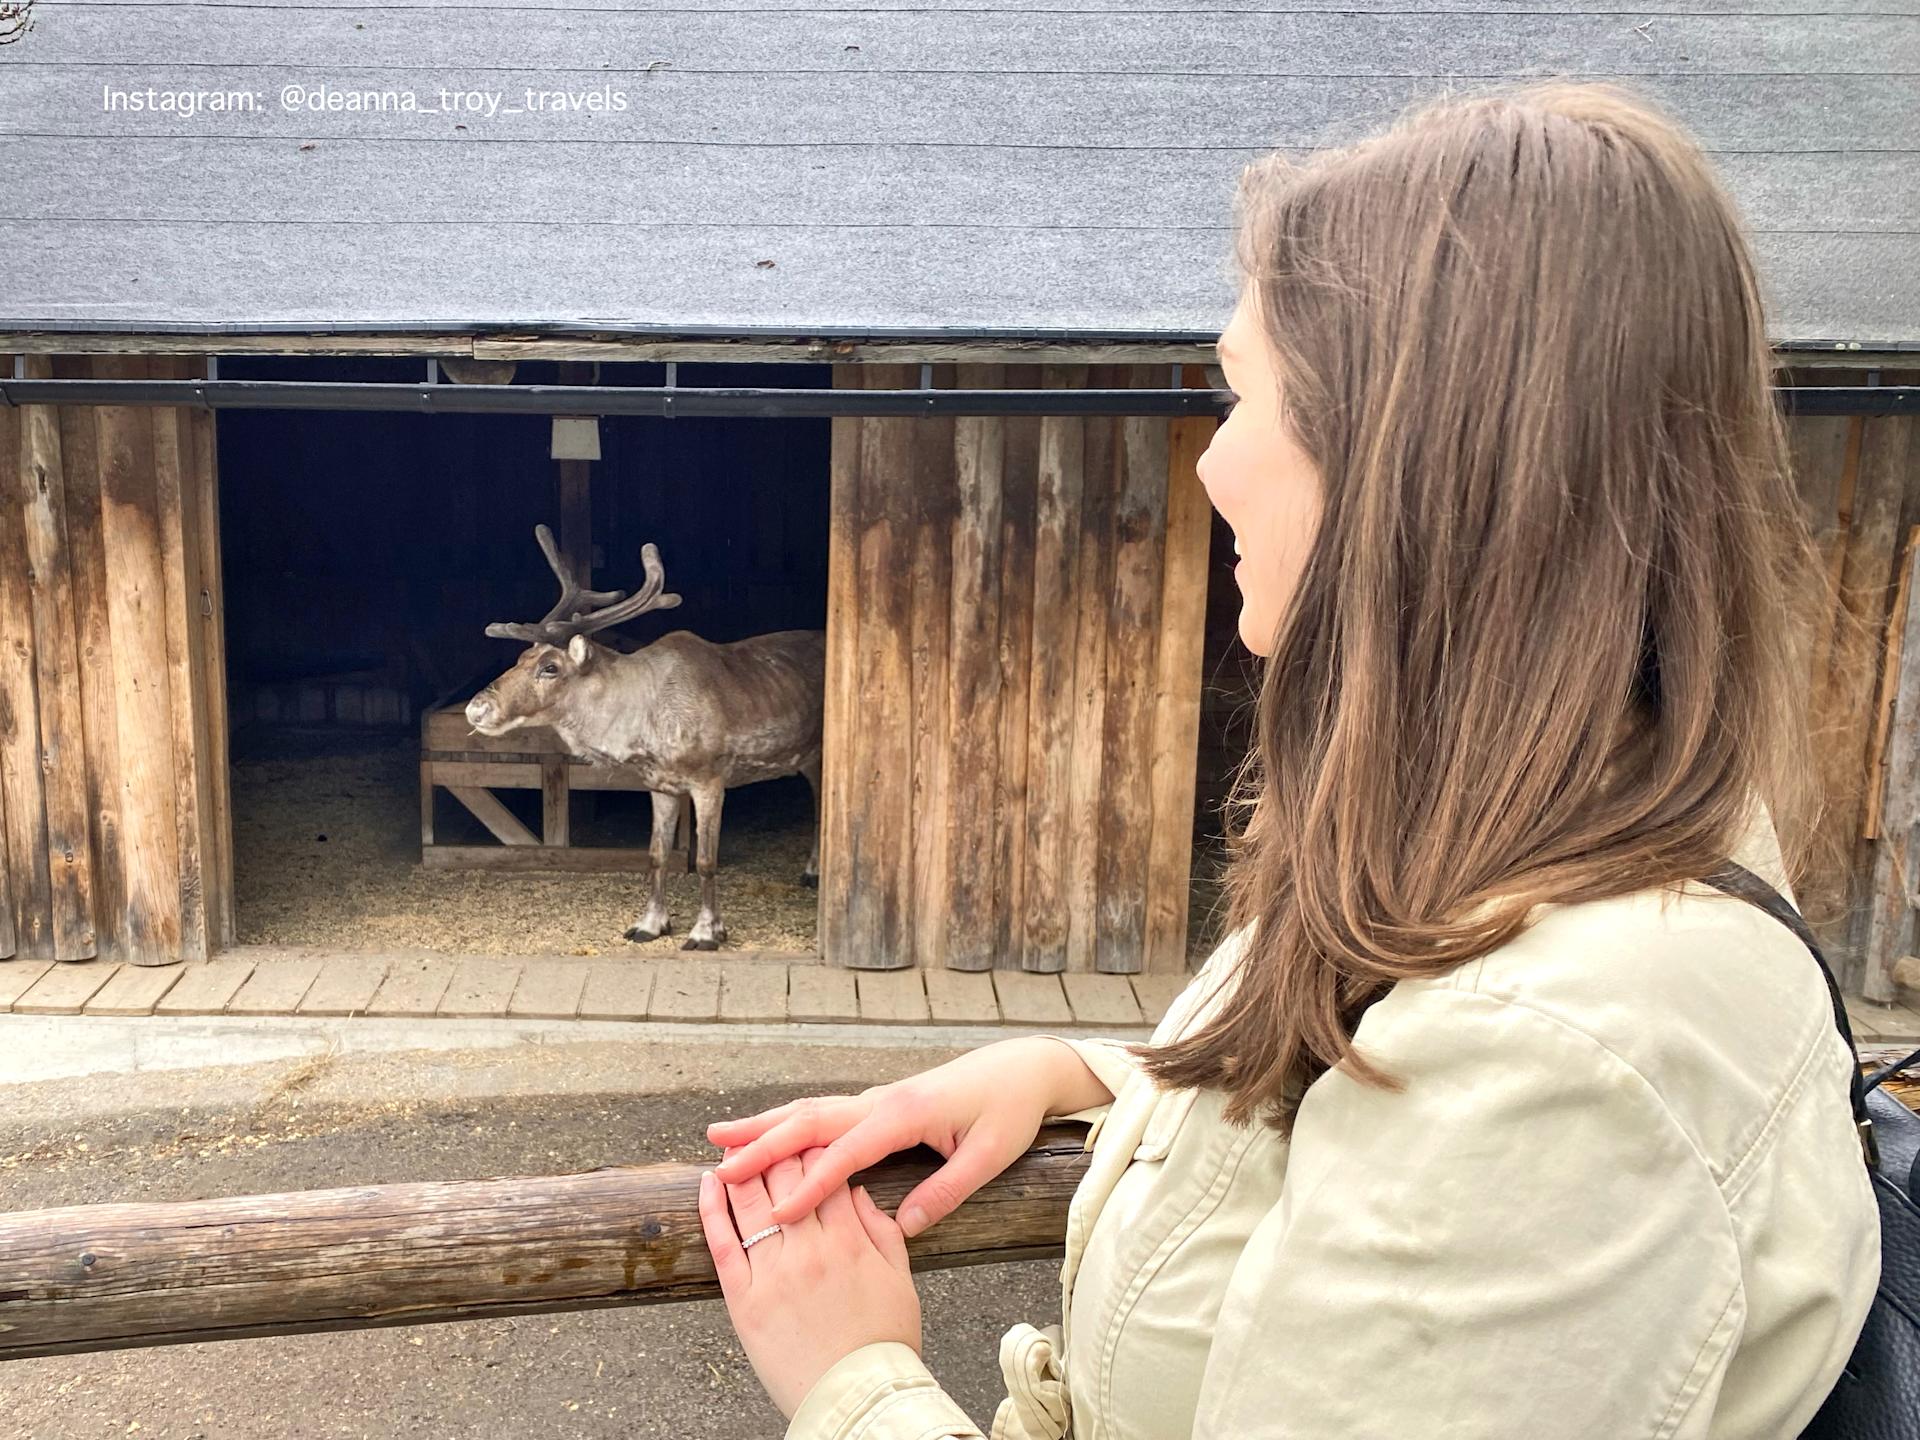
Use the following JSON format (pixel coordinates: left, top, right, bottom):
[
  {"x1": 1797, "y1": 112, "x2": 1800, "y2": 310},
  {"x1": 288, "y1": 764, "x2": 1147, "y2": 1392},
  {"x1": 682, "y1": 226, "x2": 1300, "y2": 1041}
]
[
  {"x1": 232, "y1": 730, "x2": 821, "y2": 957},
  {"x1": 231, "y1": 728, "x2": 1230, "y2": 962},
  {"x1": 0, "y1": 1036, "x2": 1062, "y2": 1439}
]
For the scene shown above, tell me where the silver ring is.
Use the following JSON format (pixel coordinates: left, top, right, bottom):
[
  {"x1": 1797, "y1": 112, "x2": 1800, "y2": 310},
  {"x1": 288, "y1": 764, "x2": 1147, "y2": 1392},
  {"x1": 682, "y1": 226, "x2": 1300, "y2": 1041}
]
[{"x1": 740, "y1": 1223, "x2": 783, "y2": 1251}]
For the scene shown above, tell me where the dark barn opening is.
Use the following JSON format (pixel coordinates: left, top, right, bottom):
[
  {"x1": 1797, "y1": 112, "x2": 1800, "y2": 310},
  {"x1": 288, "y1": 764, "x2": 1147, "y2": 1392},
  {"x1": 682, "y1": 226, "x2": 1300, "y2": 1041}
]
[{"x1": 216, "y1": 356, "x2": 831, "y2": 958}]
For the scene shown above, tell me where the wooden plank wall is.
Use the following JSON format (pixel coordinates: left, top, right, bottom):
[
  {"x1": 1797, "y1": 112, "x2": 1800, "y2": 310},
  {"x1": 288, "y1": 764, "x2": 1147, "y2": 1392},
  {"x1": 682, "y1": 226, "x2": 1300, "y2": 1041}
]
[
  {"x1": 0, "y1": 355, "x2": 233, "y2": 965},
  {"x1": 1787, "y1": 368, "x2": 1920, "y2": 996},
  {"x1": 820, "y1": 362, "x2": 1215, "y2": 974}
]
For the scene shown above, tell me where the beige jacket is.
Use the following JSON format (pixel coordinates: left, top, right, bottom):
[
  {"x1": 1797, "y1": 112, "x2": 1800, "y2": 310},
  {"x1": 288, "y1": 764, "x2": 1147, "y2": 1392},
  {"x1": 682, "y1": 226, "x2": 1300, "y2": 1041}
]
[{"x1": 787, "y1": 805, "x2": 1880, "y2": 1439}]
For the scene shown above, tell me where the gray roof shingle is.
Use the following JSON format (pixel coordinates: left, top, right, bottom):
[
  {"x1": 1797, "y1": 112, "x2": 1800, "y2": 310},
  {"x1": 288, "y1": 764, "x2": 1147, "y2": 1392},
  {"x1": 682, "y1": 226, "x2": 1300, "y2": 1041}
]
[{"x1": 2, "y1": 0, "x2": 1915, "y2": 343}]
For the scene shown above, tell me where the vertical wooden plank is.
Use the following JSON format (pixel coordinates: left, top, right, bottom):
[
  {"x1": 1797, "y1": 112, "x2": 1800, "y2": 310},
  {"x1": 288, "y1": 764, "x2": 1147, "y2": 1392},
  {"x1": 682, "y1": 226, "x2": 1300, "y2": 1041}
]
[
  {"x1": 15, "y1": 358, "x2": 97, "y2": 959},
  {"x1": 1095, "y1": 367, "x2": 1171, "y2": 974},
  {"x1": 909, "y1": 365, "x2": 955, "y2": 972},
  {"x1": 819, "y1": 365, "x2": 862, "y2": 967},
  {"x1": 1866, "y1": 523, "x2": 1920, "y2": 840},
  {"x1": 945, "y1": 363, "x2": 1006, "y2": 972},
  {"x1": 1062, "y1": 369, "x2": 1117, "y2": 972},
  {"x1": 0, "y1": 360, "x2": 21, "y2": 959},
  {"x1": 540, "y1": 754, "x2": 569, "y2": 846},
  {"x1": 0, "y1": 354, "x2": 11, "y2": 959},
  {"x1": 0, "y1": 735, "x2": 12, "y2": 957},
  {"x1": 150, "y1": 357, "x2": 210, "y2": 964},
  {"x1": 186, "y1": 376, "x2": 236, "y2": 949},
  {"x1": 1145, "y1": 367, "x2": 1219, "y2": 974},
  {"x1": 1813, "y1": 415, "x2": 1914, "y2": 972},
  {"x1": 1021, "y1": 366, "x2": 1089, "y2": 972},
  {"x1": 95, "y1": 354, "x2": 183, "y2": 962},
  {"x1": 845, "y1": 364, "x2": 918, "y2": 969},
  {"x1": 56, "y1": 354, "x2": 129, "y2": 962},
  {"x1": 1790, "y1": 399, "x2": 1872, "y2": 936},
  {"x1": 0, "y1": 369, "x2": 51, "y2": 957},
  {"x1": 993, "y1": 365, "x2": 1042, "y2": 971},
  {"x1": 1863, "y1": 532, "x2": 1920, "y2": 1002},
  {"x1": 555, "y1": 362, "x2": 595, "y2": 590}
]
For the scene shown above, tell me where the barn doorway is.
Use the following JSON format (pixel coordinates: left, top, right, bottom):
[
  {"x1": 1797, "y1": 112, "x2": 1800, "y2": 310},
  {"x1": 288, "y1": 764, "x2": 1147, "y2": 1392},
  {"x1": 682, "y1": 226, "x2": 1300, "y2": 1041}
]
[{"x1": 216, "y1": 355, "x2": 830, "y2": 960}]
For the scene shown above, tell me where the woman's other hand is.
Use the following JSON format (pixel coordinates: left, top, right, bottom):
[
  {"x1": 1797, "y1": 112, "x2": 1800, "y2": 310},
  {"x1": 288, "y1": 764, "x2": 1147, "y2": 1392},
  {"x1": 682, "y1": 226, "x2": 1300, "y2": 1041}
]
[
  {"x1": 698, "y1": 1144, "x2": 920, "y2": 1420},
  {"x1": 705, "y1": 1036, "x2": 1105, "y2": 1237}
]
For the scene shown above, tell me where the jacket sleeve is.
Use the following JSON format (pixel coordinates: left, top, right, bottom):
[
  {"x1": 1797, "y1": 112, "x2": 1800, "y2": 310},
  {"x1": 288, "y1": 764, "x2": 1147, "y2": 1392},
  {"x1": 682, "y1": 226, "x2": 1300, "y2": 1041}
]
[
  {"x1": 1192, "y1": 986, "x2": 1745, "y2": 1439},
  {"x1": 1032, "y1": 1034, "x2": 1147, "y2": 1123},
  {"x1": 784, "y1": 1342, "x2": 985, "y2": 1440},
  {"x1": 1031, "y1": 925, "x2": 1259, "y2": 1126}
]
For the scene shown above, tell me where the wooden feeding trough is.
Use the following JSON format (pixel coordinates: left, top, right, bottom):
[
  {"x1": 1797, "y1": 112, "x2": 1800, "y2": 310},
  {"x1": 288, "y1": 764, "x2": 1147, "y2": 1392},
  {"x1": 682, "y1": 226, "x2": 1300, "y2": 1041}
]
[{"x1": 418, "y1": 703, "x2": 690, "y2": 874}]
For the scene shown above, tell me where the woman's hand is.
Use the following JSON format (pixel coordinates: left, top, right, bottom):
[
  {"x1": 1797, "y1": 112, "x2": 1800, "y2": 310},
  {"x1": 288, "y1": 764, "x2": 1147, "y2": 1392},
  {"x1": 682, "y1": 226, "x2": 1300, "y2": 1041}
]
[
  {"x1": 706, "y1": 1037, "x2": 1108, "y2": 1237},
  {"x1": 698, "y1": 1144, "x2": 920, "y2": 1420}
]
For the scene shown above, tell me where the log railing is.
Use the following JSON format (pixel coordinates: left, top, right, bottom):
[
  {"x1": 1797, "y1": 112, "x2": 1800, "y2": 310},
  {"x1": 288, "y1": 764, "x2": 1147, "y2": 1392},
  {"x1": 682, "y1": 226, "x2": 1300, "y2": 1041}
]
[{"x1": 0, "y1": 1123, "x2": 1093, "y2": 1362}]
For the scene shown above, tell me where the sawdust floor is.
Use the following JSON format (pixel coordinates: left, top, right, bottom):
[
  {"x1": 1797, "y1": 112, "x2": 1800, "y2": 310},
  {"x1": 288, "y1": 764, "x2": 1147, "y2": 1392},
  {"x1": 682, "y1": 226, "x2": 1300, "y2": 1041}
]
[
  {"x1": 232, "y1": 729, "x2": 1230, "y2": 963},
  {"x1": 232, "y1": 729, "x2": 820, "y2": 958}
]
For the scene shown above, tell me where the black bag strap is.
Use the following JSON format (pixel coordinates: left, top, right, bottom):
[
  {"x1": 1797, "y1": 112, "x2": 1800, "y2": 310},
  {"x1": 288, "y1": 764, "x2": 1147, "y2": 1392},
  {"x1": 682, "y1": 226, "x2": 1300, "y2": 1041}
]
[{"x1": 1699, "y1": 858, "x2": 1920, "y2": 1172}]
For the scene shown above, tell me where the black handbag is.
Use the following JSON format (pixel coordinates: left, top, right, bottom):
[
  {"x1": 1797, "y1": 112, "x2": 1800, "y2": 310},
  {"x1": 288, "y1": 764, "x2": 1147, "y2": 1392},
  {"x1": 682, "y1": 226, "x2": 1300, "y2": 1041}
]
[{"x1": 1699, "y1": 858, "x2": 1920, "y2": 1437}]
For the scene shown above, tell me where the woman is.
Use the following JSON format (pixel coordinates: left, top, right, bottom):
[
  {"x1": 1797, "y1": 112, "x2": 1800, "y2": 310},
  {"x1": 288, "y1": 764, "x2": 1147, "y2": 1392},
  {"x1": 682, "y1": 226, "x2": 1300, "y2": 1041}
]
[{"x1": 695, "y1": 79, "x2": 1882, "y2": 1438}]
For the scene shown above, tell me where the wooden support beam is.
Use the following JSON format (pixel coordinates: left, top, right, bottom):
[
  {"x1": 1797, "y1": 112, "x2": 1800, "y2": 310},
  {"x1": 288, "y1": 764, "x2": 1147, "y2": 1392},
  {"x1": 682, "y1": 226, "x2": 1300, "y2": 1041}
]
[
  {"x1": 540, "y1": 755, "x2": 570, "y2": 847},
  {"x1": 445, "y1": 785, "x2": 539, "y2": 847},
  {"x1": 418, "y1": 844, "x2": 670, "y2": 874},
  {"x1": 0, "y1": 1124, "x2": 1094, "y2": 1361}
]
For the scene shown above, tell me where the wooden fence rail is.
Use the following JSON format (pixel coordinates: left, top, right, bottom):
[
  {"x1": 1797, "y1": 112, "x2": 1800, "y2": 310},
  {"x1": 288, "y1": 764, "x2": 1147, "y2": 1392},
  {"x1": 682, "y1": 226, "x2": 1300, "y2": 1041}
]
[{"x1": 0, "y1": 1123, "x2": 1093, "y2": 1362}]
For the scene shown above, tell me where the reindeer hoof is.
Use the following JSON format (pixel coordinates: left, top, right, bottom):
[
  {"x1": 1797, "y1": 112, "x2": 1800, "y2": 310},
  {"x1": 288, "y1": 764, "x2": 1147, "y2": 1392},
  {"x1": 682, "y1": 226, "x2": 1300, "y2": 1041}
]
[
  {"x1": 682, "y1": 936, "x2": 720, "y2": 952},
  {"x1": 625, "y1": 924, "x2": 667, "y2": 943},
  {"x1": 798, "y1": 872, "x2": 818, "y2": 889}
]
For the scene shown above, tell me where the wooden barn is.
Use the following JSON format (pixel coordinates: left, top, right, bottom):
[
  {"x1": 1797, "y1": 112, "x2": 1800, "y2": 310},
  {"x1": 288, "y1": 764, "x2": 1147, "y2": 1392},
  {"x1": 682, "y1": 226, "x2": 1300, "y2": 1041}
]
[{"x1": 0, "y1": 1, "x2": 1916, "y2": 999}]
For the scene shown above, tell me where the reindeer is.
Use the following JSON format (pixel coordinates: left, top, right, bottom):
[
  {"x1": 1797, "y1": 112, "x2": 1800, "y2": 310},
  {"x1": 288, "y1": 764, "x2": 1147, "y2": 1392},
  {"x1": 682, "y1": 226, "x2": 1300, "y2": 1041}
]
[{"x1": 465, "y1": 525, "x2": 825, "y2": 950}]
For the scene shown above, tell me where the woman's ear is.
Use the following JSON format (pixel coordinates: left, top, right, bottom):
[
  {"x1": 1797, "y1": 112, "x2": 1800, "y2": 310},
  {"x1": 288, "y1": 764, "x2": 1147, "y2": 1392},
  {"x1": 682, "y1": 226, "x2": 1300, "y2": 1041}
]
[{"x1": 567, "y1": 634, "x2": 593, "y2": 668}]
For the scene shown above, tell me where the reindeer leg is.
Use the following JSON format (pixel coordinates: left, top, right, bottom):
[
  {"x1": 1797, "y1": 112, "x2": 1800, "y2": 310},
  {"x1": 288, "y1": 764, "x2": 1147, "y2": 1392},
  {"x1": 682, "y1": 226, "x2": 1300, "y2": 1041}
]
[
  {"x1": 798, "y1": 759, "x2": 821, "y2": 889},
  {"x1": 683, "y1": 783, "x2": 726, "y2": 951},
  {"x1": 625, "y1": 790, "x2": 679, "y2": 942}
]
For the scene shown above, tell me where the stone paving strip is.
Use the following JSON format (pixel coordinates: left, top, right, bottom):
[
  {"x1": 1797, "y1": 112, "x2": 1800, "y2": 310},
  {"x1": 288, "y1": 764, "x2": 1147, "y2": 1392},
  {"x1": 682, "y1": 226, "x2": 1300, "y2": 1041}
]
[
  {"x1": 0, "y1": 950, "x2": 1201, "y2": 1030},
  {"x1": 10, "y1": 951, "x2": 1916, "y2": 1043}
]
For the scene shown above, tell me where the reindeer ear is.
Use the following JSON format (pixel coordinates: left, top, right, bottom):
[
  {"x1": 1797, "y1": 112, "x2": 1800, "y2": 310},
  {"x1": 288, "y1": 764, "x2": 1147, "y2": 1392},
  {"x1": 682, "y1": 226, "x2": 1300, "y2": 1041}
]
[{"x1": 567, "y1": 634, "x2": 593, "y2": 668}]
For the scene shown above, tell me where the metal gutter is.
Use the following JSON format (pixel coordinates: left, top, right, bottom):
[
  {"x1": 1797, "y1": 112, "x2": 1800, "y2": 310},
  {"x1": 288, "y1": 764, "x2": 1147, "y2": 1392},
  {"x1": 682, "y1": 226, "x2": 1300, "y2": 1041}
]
[
  {"x1": 5, "y1": 319, "x2": 1918, "y2": 353},
  {"x1": 0, "y1": 374, "x2": 1912, "y2": 418},
  {"x1": 0, "y1": 375, "x2": 1227, "y2": 417}
]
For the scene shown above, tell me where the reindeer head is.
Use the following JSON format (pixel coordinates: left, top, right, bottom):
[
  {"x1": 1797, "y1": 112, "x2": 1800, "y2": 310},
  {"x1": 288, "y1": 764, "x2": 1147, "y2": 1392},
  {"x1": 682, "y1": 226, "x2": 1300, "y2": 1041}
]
[{"x1": 466, "y1": 524, "x2": 681, "y2": 737}]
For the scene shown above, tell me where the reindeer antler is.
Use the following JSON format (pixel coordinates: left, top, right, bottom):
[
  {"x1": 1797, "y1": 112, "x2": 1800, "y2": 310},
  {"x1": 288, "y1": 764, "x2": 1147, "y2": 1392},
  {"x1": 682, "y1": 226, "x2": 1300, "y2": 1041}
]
[{"x1": 485, "y1": 525, "x2": 682, "y2": 646}]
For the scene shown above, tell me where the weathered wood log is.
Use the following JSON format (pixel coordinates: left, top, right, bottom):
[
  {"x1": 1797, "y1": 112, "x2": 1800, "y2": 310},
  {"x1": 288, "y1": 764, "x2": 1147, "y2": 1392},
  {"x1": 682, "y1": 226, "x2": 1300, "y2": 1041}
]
[
  {"x1": 1064, "y1": 367, "x2": 1116, "y2": 975},
  {"x1": 817, "y1": 364, "x2": 862, "y2": 969},
  {"x1": 0, "y1": 1123, "x2": 1095, "y2": 1362},
  {"x1": 1864, "y1": 533, "x2": 1920, "y2": 1001},
  {"x1": 844, "y1": 364, "x2": 918, "y2": 969},
  {"x1": 151, "y1": 356, "x2": 215, "y2": 965},
  {"x1": 0, "y1": 373, "x2": 53, "y2": 958},
  {"x1": 993, "y1": 368, "x2": 1043, "y2": 971},
  {"x1": 16, "y1": 357, "x2": 98, "y2": 960},
  {"x1": 1096, "y1": 369, "x2": 1172, "y2": 975},
  {"x1": 946, "y1": 363, "x2": 1009, "y2": 974},
  {"x1": 95, "y1": 355, "x2": 184, "y2": 962},
  {"x1": 910, "y1": 366, "x2": 957, "y2": 974},
  {"x1": 1144, "y1": 365, "x2": 1219, "y2": 973},
  {"x1": 1022, "y1": 366, "x2": 1089, "y2": 972}
]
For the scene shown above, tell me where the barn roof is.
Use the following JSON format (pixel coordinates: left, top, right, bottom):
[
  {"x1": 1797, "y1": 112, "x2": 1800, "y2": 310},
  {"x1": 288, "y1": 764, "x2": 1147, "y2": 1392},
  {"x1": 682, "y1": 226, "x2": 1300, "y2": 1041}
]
[{"x1": 1, "y1": 0, "x2": 1916, "y2": 348}]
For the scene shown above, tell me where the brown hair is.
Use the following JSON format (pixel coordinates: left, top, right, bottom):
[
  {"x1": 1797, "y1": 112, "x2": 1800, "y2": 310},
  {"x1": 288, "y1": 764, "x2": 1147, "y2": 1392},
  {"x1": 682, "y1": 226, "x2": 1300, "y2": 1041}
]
[{"x1": 1134, "y1": 80, "x2": 1837, "y2": 1134}]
